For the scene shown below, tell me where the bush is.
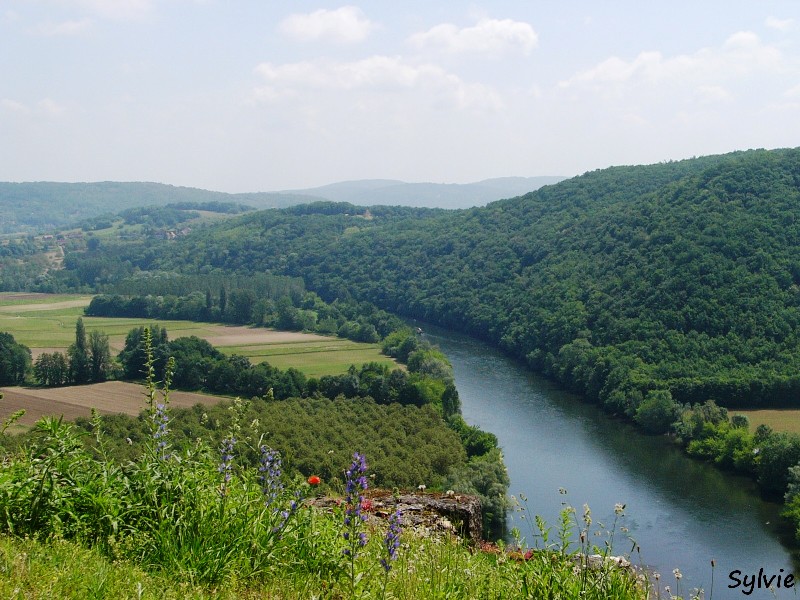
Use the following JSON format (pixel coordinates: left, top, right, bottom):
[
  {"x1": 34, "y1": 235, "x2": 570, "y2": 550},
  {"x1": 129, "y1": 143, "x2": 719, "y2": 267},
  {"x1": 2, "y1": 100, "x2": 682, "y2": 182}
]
[{"x1": 634, "y1": 390, "x2": 680, "y2": 434}]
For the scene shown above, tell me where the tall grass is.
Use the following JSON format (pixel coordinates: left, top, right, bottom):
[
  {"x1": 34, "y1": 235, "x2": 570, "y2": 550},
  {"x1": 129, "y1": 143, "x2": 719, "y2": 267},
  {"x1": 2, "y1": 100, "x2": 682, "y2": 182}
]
[{"x1": 0, "y1": 329, "x2": 700, "y2": 599}]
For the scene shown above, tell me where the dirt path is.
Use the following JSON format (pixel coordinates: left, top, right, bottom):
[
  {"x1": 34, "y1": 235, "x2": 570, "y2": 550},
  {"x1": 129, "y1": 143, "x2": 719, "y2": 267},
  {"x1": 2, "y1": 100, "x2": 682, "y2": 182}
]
[{"x1": 0, "y1": 299, "x2": 91, "y2": 313}]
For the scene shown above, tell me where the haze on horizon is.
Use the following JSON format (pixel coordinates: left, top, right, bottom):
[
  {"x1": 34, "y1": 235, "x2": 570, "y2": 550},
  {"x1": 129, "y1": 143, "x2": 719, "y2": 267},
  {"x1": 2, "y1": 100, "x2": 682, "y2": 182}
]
[{"x1": 2, "y1": 1, "x2": 799, "y2": 194}]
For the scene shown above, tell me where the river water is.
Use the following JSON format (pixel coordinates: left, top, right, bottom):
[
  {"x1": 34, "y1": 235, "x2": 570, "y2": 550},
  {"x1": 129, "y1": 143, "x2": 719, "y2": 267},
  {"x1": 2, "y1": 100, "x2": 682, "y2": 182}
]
[{"x1": 423, "y1": 326, "x2": 798, "y2": 600}]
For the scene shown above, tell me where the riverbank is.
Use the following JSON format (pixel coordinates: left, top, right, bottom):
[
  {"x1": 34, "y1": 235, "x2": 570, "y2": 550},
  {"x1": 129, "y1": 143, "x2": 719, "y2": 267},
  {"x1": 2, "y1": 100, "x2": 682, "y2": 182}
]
[{"x1": 423, "y1": 325, "x2": 798, "y2": 600}]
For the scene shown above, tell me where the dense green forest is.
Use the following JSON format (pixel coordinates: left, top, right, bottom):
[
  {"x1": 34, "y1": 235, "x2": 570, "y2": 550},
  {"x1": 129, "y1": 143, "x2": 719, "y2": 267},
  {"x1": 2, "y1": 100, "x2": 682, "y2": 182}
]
[{"x1": 73, "y1": 149, "x2": 800, "y2": 414}]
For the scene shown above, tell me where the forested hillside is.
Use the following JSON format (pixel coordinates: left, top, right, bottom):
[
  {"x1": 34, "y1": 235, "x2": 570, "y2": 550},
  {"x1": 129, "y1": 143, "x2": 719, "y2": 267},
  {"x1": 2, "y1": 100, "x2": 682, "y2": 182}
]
[
  {"x1": 60, "y1": 148, "x2": 800, "y2": 416},
  {"x1": 0, "y1": 176, "x2": 561, "y2": 234},
  {"x1": 0, "y1": 182, "x2": 322, "y2": 234}
]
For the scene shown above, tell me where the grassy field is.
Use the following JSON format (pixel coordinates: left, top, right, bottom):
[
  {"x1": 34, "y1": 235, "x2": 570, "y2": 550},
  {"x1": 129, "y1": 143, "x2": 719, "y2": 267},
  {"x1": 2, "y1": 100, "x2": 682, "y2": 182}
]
[
  {"x1": 219, "y1": 339, "x2": 393, "y2": 377},
  {"x1": 0, "y1": 293, "x2": 397, "y2": 377},
  {"x1": 733, "y1": 409, "x2": 800, "y2": 435}
]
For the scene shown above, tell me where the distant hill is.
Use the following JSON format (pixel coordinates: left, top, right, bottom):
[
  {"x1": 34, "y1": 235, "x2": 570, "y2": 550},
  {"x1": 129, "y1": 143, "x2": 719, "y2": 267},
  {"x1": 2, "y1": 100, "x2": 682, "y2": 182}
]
[
  {"x1": 280, "y1": 176, "x2": 566, "y2": 209},
  {"x1": 0, "y1": 177, "x2": 564, "y2": 234},
  {"x1": 0, "y1": 182, "x2": 324, "y2": 234}
]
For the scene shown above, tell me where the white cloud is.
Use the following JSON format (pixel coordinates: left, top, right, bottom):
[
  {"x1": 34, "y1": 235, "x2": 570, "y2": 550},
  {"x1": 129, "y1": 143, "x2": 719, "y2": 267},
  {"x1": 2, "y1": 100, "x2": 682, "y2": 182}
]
[
  {"x1": 695, "y1": 85, "x2": 732, "y2": 104},
  {"x1": 408, "y1": 18, "x2": 538, "y2": 57},
  {"x1": 1, "y1": 99, "x2": 31, "y2": 115},
  {"x1": 46, "y1": 0, "x2": 154, "y2": 20},
  {"x1": 252, "y1": 55, "x2": 503, "y2": 112},
  {"x1": 1, "y1": 98, "x2": 65, "y2": 117},
  {"x1": 766, "y1": 16, "x2": 794, "y2": 32},
  {"x1": 560, "y1": 31, "x2": 784, "y2": 92},
  {"x1": 784, "y1": 84, "x2": 800, "y2": 98},
  {"x1": 38, "y1": 98, "x2": 66, "y2": 117},
  {"x1": 35, "y1": 18, "x2": 92, "y2": 36},
  {"x1": 279, "y1": 6, "x2": 375, "y2": 44}
]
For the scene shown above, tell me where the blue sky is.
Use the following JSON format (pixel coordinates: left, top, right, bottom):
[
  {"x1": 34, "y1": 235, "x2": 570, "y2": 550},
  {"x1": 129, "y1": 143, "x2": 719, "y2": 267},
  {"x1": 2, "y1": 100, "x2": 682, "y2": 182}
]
[{"x1": 2, "y1": 1, "x2": 799, "y2": 192}]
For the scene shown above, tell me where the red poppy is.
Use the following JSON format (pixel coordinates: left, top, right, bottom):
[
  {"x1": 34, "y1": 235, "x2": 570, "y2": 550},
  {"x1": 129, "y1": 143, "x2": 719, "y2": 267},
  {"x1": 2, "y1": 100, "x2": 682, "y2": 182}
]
[
  {"x1": 360, "y1": 499, "x2": 373, "y2": 512},
  {"x1": 308, "y1": 475, "x2": 321, "y2": 486}
]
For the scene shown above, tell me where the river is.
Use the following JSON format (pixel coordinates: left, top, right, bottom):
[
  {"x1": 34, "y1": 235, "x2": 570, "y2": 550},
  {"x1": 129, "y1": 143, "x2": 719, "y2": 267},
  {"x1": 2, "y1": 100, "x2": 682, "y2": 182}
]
[{"x1": 423, "y1": 325, "x2": 798, "y2": 600}]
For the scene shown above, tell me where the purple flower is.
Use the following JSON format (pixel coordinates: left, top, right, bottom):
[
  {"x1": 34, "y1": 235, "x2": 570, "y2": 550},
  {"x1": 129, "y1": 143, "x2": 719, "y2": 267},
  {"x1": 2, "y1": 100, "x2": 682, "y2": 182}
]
[
  {"x1": 151, "y1": 402, "x2": 171, "y2": 459},
  {"x1": 342, "y1": 452, "x2": 369, "y2": 557},
  {"x1": 272, "y1": 488, "x2": 303, "y2": 536},
  {"x1": 258, "y1": 445, "x2": 283, "y2": 508},
  {"x1": 218, "y1": 436, "x2": 235, "y2": 495},
  {"x1": 380, "y1": 508, "x2": 402, "y2": 572}
]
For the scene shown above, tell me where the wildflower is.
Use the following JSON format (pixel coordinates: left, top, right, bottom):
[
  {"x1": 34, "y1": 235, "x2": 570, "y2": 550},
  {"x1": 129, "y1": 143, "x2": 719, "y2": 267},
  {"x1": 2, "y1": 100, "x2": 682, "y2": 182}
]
[
  {"x1": 614, "y1": 502, "x2": 626, "y2": 515},
  {"x1": 152, "y1": 402, "x2": 170, "y2": 457},
  {"x1": 673, "y1": 568, "x2": 682, "y2": 580},
  {"x1": 418, "y1": 484, "x2": 426, "y2": 492},
  {"x1": 273, "y1": 488, "x2": 303, "y2": 535},
  {"x1": 342, "y1": 452, "x2": 369, "y2": 554},
  {"x1": 308, "y1": 475, "x2": 321, "y2": 486},
  {"x1": 218, "y1": 436, "x2": 235, "y2": 495},
  {"x1": 446, "y1": 489, "x2": 455, "y2": 497},
  {"x1": 379, "y1": 508, "x2": 403, "y2": 572},
  {"x1": 258, "y1": 446, "x2": 283, "y2": 508},
  {"x1": 342, "y1": 452, "x2": 369, "y2": 595},
  {"x1": 361, "y1": 498, "x2": 373, "y2": 512}
]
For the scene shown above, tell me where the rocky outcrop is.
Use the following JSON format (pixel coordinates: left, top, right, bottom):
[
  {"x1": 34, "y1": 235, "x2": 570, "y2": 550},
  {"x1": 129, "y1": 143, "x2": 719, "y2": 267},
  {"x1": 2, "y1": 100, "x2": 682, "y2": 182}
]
[{"x1": 310, "y1": 490, "x2": 483, "y2": 543}]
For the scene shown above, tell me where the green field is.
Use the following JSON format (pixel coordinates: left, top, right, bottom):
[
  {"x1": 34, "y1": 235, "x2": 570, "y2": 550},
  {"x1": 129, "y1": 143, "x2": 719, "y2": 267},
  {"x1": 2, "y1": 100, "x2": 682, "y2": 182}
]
[
  {"x1": 0, "y1": 293, "x2": 397, "y2": 377},
  {"x1": 734, "y1": 409, "x2": 800, "y2": 436},
  {"x1": 219, "y1": 340, "x2": 396, "y2": 377}
]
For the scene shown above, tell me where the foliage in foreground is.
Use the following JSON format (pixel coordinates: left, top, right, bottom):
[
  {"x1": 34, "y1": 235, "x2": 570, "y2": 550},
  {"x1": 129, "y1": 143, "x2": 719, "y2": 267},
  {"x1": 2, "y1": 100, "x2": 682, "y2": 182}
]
[
  {"x1": 0, "y1": 415, "x2": 657, "y2": 600},
  {"x1": 0, "y1": 357, "x2": 663, "y2": 599}
]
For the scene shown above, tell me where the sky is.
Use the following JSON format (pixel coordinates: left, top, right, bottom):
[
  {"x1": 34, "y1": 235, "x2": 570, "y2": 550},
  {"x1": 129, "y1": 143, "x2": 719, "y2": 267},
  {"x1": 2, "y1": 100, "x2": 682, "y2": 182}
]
[{"x1": 1, "y1": 1, "x2": 799, "y2": 193}]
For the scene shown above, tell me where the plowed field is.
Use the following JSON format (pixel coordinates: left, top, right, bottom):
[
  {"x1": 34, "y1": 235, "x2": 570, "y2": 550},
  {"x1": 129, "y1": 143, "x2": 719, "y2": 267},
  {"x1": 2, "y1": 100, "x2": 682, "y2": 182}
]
[{"x1": 1, "y1": 381, "x2": 226, "y2": 428}]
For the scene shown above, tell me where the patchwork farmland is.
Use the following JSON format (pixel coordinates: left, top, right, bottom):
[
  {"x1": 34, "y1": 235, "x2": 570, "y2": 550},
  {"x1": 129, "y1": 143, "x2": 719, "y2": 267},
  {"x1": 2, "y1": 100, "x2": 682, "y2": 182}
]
[{"x1": 0, "y1": 292, "x2": 399, "y2": 430}]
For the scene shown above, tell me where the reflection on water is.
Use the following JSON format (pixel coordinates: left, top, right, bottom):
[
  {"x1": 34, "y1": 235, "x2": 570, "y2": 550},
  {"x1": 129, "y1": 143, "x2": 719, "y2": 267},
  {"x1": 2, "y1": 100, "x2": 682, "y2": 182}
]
[{"x1": 423, "y1": 325, "x2": 798, "y2": 600}]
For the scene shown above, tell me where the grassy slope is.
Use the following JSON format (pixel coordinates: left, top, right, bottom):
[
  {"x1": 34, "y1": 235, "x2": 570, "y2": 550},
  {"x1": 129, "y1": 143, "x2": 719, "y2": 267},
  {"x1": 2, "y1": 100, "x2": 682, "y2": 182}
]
[{"x1": 0, "y1": 529, "x2": 649, "y2": 600}]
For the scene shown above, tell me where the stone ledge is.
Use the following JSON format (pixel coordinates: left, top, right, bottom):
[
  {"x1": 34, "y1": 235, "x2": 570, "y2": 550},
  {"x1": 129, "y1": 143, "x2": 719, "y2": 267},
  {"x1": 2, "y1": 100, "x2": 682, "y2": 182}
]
[{"x1": 309, "y1": 489, "x2": 483, "y2": 543}]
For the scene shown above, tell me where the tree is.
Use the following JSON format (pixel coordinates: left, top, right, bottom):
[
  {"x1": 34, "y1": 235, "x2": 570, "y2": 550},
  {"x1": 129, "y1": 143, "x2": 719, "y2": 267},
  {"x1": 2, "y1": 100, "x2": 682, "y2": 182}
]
[
  {"x1": 119, "y1": 325, "x2": 169, "y2": 380},
  {"x1": 229, "y1": 289, "x2": 256, "y2": 324},
  {"x1": 88, "y1": 330, "x2": 112, "y2": 382},
  {"x1": 34, "y1": 351, "x2": 68, "y2": 386},
  {"x1": 635, "y1": 390, "x2": 680, "y2": 434},
  {"x1": 442, "y1": 382, "x2": 461, "y2": 419},
  {"x1": 67, "y1": 318, "x2": 91, "y2": 384},
  {"x1": 276, "y1": 296, "x2": 299, "y2": 330},
  {"x1": 219, "y1": 286, "x2": 227, "y2": 318},
  {"x1": 0, "y1": 332, "x2": 31, "y2": 385}
]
